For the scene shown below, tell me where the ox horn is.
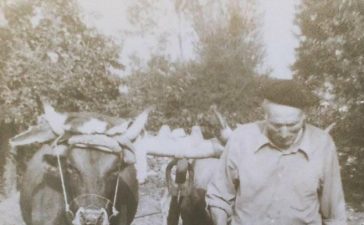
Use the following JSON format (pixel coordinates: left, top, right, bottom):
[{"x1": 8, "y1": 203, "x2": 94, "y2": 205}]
[
  {"x1": 325, "y1": 122, "x2": 336, "y2": 133},
  {"x1": 116, "y1": 107, "x2": 153, "y2": 142},
  {"x1": 212, "y1": 107, "x2": 232, "y2": 141},
  {"x1": 43, "y1": 102, "x2": 68, "y2": 135}
]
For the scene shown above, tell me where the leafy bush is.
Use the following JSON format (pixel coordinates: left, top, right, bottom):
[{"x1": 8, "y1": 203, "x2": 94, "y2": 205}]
[{"x1": 294, "y1": 0, "x2": 364, "y2": 210}]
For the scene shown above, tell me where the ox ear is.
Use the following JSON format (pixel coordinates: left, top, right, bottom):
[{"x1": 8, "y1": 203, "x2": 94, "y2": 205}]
[
  {"x1": 10, "y1": 103, "x2": 67, "y2": 147},
  {"x1": 10, "y1": 122, "x2": 56, "y2": 147}
]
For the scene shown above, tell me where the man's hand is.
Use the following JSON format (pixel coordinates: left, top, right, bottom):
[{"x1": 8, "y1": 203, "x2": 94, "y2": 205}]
[{"x1": 209, "y1": 207, "x2": 228, "y2": 225}]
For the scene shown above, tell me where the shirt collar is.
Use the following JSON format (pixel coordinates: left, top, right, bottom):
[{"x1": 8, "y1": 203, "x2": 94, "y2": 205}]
[
  {"x1": 254, "y1": 121, "x2": 314, "y2": 160},
  {"x1": 253, "y1": 121, "x2": 272, "y2": 150},
  {"x1": 296, "y1": 125, "x2": 315, "y2": 159}
]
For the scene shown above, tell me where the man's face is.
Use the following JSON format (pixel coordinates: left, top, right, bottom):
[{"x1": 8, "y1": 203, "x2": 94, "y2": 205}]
[{"x1": 264, "y1": 101, "x2": 305, "y2": 149}]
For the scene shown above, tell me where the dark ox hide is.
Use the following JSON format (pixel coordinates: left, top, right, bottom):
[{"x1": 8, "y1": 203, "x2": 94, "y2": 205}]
[
  {"x1": 167, "y1": 158, "x2": 218, "y2": 225},
  {"x1": 20, "y1": 144, "x2": 138, "y2": 225}
]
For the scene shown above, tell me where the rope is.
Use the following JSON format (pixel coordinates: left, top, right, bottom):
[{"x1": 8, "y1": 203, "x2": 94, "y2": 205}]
[
  {"x1": 53, "y1": 136, "x2": 71, "y2": 213},
  {"x1": 134, "y1": 211, "x2": 162, "y2": 219},
  {"x1": 111, "y1": 170, "x2": 121, "y2": 218},
  {"x1": 57, "y1": 152, "x2": 70, "y2": 212}
]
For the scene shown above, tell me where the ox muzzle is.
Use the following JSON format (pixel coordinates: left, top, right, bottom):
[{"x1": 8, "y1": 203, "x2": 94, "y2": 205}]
[{"x1": 68, "y1": 194, "x2": 113, "y2": 225}]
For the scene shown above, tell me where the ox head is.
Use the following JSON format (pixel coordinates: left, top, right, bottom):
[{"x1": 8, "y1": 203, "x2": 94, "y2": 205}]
[
  {"x1": 43, "y1": 143, "x2": 126, "y2": 225},
  {"x1": 11, "y1": 104, "x2": 151, "y2": 225},
  {"x1": 34, "y1": 143, "x2": 122, "y2": 225}
]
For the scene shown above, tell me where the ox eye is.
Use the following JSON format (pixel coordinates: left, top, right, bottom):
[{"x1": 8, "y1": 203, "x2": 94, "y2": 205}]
[
  {"x1": 108, "y1": 168, "x2": 120, "y2": 178},
  {"x1": 111, "y1": 169, "x2": 120, "y2": 176}
]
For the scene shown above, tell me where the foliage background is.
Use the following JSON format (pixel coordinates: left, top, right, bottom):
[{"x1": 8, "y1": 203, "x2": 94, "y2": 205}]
[{"x1": 293, "y1": 0, "x2": 364, "y2": 210}]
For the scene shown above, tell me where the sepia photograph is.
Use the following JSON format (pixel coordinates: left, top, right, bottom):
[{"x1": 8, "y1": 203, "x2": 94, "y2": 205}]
[{"x1": 0, "y1": 0, "x2": 363, "y2": 224}]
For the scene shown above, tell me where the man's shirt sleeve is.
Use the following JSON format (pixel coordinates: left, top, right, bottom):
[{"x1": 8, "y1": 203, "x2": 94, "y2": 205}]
[
  {"x1": 320, "y1": 136, "x2": 347, "y2": 225},
  {"x1": 206, "y1": 133, "x2": 240, "y2": 216}
]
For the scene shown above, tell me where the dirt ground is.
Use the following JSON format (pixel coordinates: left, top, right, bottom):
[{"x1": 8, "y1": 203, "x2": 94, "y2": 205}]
[{"x1": 1, "y1": 157, "x2": 364, "y2": 225}]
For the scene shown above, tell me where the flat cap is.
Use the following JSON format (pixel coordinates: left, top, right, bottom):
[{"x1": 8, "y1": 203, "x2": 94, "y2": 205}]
[{"x1": 261, "y1": 79, "x2": 319, "y2": 109}]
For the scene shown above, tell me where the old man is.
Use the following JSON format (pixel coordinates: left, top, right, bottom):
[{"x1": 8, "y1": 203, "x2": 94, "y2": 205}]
[{"x1": 206, "y1": 79, "x2": 347, "y2": 225}]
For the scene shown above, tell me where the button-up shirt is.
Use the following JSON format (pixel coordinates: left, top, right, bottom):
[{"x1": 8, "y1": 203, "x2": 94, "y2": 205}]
[{"x1": 206, "y1": 121, "x2": 347, "y2": 225}]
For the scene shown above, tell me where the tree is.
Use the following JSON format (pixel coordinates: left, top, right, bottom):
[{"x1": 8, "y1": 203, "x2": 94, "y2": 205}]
[
  {"x1": 293, "y1": 0, "x2": 364, "y2": 209},
  {"x1": 125, "y1": 0, "x2": 266, "y2": 138},
  {"x1": 0, "y1": 0, "x2": 125, "y2": 128},
  {"x1": 182, "y1": 0, "x2": 265, "y2": 135},
  {"x1": 294, "y1": 0, "x2": 364, "y2": 143},
  {"x1": 0, "y1": 0, "x2": 127, "y2": 195}
]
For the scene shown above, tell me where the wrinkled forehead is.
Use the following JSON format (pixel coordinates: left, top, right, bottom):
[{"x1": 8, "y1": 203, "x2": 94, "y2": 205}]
[
  {"x1": 264, "y1": 100, "x2": 304, "y2": 124},
  {"x1": 68, "y1": 147, "x2": 120, "y2": 173}
]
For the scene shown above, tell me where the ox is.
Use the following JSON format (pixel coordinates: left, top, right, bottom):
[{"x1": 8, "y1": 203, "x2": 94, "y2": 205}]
[
  {"x1": 10, "y1": 104, "x2": 151, "y2": 225},
  {"x1": 159, "y1": 109, "x2": 229, "y2": 225},
  {"x1": 164, "y1": 158, "x2": 218, "y2": 225},
  {"x1": 131, "y1": 124, "x2": 224, "y2": 225},
  {"x1": 164, "y1": 158, "x2": 216, "y2": 225}
]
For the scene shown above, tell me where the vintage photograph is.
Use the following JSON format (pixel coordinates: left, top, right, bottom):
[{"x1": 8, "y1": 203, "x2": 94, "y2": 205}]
[{"x1": 0, "y1": 0, "x2": 363, "y2": 224}]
